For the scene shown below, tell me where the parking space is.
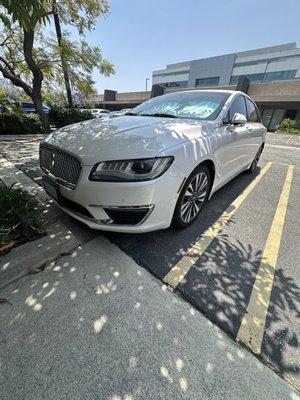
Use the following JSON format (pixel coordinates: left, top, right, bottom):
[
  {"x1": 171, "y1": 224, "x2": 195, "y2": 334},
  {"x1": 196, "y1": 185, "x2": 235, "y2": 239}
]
[
  {"x1": 267, "y1": 133, "x2": 300, "y2": 148},
  {"x1": 0, "y1": 135, "x2": 299, "y2": 390},
  {"x1": 108, "y1": 147, "x2": 300, "y2": 389}
]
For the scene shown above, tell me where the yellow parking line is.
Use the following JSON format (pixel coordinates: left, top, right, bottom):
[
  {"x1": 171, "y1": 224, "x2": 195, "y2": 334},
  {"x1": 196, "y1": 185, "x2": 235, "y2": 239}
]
[
  {"x1": 236, "y1": 165, "x2": 294, "y2": 354},
  {"x1": 163, "y1": 162, "x2": 273, "y2": 288}
]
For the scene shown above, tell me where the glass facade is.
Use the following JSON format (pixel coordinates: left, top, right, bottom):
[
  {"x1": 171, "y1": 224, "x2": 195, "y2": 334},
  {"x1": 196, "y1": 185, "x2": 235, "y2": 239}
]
[
  {"x1": 230, "y1": 69, "x2": 297, "y2": 85},
  {"x1": 195, "y1": 77, "x2": 220, "y2": 87},
  {"x1": 234, "y1": 54, "x2": 300, "y2": 68},
  {"x1": 153, "y1": 70, "x2": 190, "y2": 78},
  {"x1": 159, "y1": 81, "x2": 188, "y2": 88}
]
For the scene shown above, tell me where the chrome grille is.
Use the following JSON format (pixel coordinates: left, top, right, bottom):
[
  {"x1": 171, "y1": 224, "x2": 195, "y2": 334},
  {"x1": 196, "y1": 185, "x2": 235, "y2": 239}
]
[{"x1": 40, "y1": 144, "x2": 81, "y2": 187}]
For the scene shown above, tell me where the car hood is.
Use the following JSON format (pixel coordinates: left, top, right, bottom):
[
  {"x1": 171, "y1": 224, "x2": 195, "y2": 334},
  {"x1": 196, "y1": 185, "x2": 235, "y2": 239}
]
[{"x1": 44, "y1": 116, "x2": 214, "y2": 165}]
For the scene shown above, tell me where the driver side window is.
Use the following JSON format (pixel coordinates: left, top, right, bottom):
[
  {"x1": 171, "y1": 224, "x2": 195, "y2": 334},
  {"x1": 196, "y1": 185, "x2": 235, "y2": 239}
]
[{"x1": 224, "y1": 95, "x2": 247, "y2": 124}]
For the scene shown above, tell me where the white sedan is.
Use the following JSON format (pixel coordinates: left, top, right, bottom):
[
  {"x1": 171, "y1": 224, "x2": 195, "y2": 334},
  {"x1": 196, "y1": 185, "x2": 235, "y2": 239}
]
[
  {"x1": 81, "y1": 108, "x2": 110, "y2": 118},
  {"x1": 40, "y1": 90, "x2": 266, "y2": 233}
]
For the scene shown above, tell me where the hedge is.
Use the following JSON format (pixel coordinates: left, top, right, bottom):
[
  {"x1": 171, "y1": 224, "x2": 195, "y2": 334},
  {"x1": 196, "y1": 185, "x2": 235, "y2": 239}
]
[
  {"x1": 277, "y1": 118, "x2": 300, "y2": 134},
  {"x1": 0, "y1": 112, "x2": 45, "y2": 135},
  {"x1": 49, "y1": 105, "x2": 94, "y2": 128}
]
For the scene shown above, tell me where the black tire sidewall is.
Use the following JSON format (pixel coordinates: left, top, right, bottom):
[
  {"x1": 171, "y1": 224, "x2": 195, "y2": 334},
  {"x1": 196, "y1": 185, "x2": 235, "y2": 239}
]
[
  {"x1": 172, "y1": 165, "x2": 211, "y2": 229},
  {"x1": 247, "y1": 144, "x2": 263, "y2": 174}
]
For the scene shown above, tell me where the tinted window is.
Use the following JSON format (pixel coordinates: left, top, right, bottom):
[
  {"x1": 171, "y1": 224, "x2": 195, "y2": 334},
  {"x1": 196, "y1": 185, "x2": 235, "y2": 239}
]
[
  {"x1": 195, "y1": 77, "x2": 220, "y2": 87},
  {"x1": 22, "y1": 102, "x2": 34, "y2": 108},
  {"x1": 246, "y1": 99, "x2": 259, "y2": 122},
  {"x1": 227, "y1": 96, "x2": 247, "y2": 122}
]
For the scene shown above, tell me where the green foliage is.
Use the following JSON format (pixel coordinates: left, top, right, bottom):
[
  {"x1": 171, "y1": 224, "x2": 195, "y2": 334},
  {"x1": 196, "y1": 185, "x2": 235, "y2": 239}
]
[
  {"x1": 0, "y1": 112, "x2": 45, "y2": 135},
  {"x1": 277, "y1": 118, "x2": 300, "y2": 134},
  {"x1": 0, "y1": 0, "x2": 114, "y2": 108},
  {"x1": 0, "y1": 0, "x2": 50, "y2": 30},
  {"x1": 0, "y1": 185, "x2": 46, "y2": 246},
  {"x1": 49, "y1": 105, "x2": 94, "y2": 128},
  {"x1": 0, "y1": 87, "x2": 7, "y2": 104},
  {"x1": 56, "y1": 0, "x2": 109, "y2": 34}
]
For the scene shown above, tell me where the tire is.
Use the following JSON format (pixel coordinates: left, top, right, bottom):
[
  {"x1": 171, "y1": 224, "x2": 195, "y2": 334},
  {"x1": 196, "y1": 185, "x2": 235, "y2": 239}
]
[
  {"x1": 172, "y1": 165, "x2": 211, "y2": 229},
  {"x1": 246, "y1": 144, "x2": 264, "y2": 174}
]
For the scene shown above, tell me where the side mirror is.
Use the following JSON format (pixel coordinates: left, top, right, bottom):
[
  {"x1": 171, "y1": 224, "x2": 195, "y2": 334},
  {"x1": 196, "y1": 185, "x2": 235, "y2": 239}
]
[{"x1": 231, "y1": 113, "x2": 247, "y2": 125}]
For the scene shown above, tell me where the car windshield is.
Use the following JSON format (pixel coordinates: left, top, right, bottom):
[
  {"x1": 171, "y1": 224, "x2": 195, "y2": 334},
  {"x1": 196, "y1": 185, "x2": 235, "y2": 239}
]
[{"x1": 131, "y1": 91, "x2": 230, "y2": 120}]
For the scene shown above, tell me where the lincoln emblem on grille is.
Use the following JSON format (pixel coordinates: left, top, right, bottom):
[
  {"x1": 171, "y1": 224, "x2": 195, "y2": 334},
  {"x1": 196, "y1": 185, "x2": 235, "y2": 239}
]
[{"x1": 51, "y1": 153, "x2": 55, "y2": 169}]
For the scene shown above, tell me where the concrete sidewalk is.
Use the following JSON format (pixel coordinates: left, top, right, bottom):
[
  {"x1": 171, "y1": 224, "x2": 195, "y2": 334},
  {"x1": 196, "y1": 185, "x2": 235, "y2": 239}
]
[{"x1": 0, "y1": 237, "x2": 298, "y2": 400}]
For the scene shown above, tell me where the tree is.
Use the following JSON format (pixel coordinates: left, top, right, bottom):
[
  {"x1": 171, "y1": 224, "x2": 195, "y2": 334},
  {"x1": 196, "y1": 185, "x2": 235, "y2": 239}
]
[
  {"x1": 0, "y1": 0, "x2": 114, "y2": 130},
  {"x1": 50, "y1": 0, "x2": 110, "y2": 108},
  {"x1": 0, "y1": 1, "x2": 51, "y2": 130}
]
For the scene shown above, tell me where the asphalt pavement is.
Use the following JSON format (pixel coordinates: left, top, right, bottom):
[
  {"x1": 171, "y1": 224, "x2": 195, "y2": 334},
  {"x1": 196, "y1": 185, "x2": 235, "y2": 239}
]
[
  {"x1": 108, "y1": 144, "x2": 300, "y2": 388},
  {"x1": 0, "y1": 133, "x2": 299, "y2": 393},
  {"x1": 0, "y1": 237, "x2": 298, "y2": 400}
]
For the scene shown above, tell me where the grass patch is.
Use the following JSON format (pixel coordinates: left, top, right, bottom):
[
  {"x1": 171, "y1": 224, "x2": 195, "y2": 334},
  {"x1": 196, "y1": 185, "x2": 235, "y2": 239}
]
[{"x1": 0, "y1": 185, "x2": 46, "y2": 251}]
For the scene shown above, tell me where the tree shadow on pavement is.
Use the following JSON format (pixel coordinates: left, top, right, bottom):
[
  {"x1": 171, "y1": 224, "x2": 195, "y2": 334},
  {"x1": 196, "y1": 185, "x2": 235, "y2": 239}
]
[
  {"x1": 261, "y1": 268, "x2": 300, "y2": 389},
  {"x1": 107, "y1": 168, "x2": 262, "y2": 278}
]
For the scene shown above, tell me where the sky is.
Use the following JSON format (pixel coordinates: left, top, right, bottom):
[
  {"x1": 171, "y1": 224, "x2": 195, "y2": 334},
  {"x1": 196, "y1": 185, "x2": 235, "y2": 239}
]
[{"x1": 83, "y1": 0, "x2": 300, "y2": 94}]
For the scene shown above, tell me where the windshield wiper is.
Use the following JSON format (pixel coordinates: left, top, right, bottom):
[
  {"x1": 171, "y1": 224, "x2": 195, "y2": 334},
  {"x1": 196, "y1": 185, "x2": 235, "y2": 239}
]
[{"x1": 139, "y1": 113, "x2": 178, "y2": 118}]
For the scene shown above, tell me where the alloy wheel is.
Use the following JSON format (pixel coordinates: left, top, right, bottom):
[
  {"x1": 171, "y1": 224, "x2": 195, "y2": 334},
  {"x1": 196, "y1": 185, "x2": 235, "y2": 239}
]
[{"x1": 180, "y1": 172, "x2": 208, "y2": 223}]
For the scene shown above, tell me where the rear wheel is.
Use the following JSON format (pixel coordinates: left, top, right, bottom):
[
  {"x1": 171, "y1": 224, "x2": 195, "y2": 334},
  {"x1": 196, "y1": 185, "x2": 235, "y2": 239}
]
[
  {"x1": 172, "y1": 165, "x2": 211, "y2": 229},
  {"x1": 246, "y1": 144, "x2": 264, "y2": 174}
]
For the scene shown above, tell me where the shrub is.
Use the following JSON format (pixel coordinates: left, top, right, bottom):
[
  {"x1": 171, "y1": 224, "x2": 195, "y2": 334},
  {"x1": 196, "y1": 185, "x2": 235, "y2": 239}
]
[
  {"x1": 0, "y1": 112, "x2": 45, "y2": 135},
  {"x1": 0, "y1": 185, "x2": 46, "y2": 246},
  {"x1": 277, "y1": 118, "x2": 300, "y2": 134},
  {"x1": 49, "y1": 105, "x2": 94, "y2": 128}
]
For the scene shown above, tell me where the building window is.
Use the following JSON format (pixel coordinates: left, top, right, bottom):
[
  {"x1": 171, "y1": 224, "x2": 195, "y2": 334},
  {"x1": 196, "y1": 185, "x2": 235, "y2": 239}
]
[
  {"x1": 158, "y1": 81, "x2": 188, "y2": 88},
  {"x1": 195, "y1": 77, "x2": 220, "y2": 87},
  {"x1": 234, "y1": 54, "x2": 300, "y2": 68},
  {"x1": 230, "y1": 69, "x2": 297, "y2": 85},
  {"x1": 153, "y1": 70, "x2": 190, "y2": 78}
]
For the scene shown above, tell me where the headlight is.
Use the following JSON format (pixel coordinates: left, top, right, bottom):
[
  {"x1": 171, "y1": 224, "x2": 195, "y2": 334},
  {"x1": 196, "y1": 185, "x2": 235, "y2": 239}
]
[{"x1": 89, "y1": 157, "x2": 174, "y2": 182}]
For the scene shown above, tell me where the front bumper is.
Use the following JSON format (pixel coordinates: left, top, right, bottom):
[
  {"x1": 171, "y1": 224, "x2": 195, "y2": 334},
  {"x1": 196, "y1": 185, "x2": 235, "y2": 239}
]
[{"x1": 43, "y1": 163, "x2": 185, "y2": 233}]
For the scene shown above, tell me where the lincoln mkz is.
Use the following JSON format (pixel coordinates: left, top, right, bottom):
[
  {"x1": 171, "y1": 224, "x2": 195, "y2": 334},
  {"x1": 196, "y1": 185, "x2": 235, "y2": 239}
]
[{"x1": 40, "y1": 90, "x2": 266, "y2": 233}]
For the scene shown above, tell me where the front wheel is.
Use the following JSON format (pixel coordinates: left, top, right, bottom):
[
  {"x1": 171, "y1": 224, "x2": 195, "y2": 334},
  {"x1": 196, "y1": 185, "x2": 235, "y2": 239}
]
[{"x1": 172, "y1": 166, "x2": 211, "y2": 229}]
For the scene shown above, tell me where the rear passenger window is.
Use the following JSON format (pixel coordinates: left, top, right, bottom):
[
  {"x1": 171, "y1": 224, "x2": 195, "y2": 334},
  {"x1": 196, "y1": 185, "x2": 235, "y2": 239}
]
[
  {"x1": 226, "y1": 96, "x2": 247, "y2": 123},
  {"x1": 246, "y1": 99, "x2": 259, "y2": 122}
]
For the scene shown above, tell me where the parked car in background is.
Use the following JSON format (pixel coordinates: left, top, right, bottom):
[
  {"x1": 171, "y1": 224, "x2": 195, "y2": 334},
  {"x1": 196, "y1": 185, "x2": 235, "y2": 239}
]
[
  {"x1": 0, "y1": 105, "x2": 8, "y2": 113},
  {"x1": 107, "y1": 108, "x2": 132, "y2": 118},
  {"x1": 13, "y1": 101, "x2": 50, "y2": 115},
  {"x1": 40, "y1": 90, "x2": 266, "y2": 233},
  {"x1": 81, "y1": 108, "x2": 110, "y2": 118}
]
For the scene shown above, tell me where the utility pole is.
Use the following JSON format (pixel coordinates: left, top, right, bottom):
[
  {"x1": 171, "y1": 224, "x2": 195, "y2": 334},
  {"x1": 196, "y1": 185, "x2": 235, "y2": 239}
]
[{"x1": 52, "y1": 2, "x2": 73, "y2": 108}]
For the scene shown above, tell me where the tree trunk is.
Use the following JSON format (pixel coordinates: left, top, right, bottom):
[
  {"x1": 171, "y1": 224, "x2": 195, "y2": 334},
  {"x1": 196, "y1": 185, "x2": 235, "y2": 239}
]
[
  {"x1": 23, "y1": 28, "x2": 50, "y2": 133},
  {"x1": 52, "y1": 4, "x2": 73, "y2": 108},
  {"x1": 31, "y1": 91, "x2": 50, "y2": 132}
]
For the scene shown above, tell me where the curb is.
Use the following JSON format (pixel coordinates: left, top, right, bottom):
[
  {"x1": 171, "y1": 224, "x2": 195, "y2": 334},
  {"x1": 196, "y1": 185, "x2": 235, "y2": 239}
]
[
  {"x1": 0, "y1": 222, "x2": 79, "y2": 289},
  {"x1": 0, "y1": 154, "x2": 98, "y2": 289},
  {"x1": 0, "y1": 156, "x2": 47, "y2": 204}
]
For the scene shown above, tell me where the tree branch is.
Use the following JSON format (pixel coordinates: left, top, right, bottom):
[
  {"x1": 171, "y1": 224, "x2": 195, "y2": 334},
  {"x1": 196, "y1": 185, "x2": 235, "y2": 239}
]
[
  {"x1": 23, "y1": 28, "x2": 43, "y2": 95},
  {"x1": 0, "y1": 35, "x2": 11, "y2": 47},
  {"x1": 0, "y1": 62, "x2": 32, "y2": 97},
  {"x1": 0, "y1": 56, "x2": 15, "y2": 75}
]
